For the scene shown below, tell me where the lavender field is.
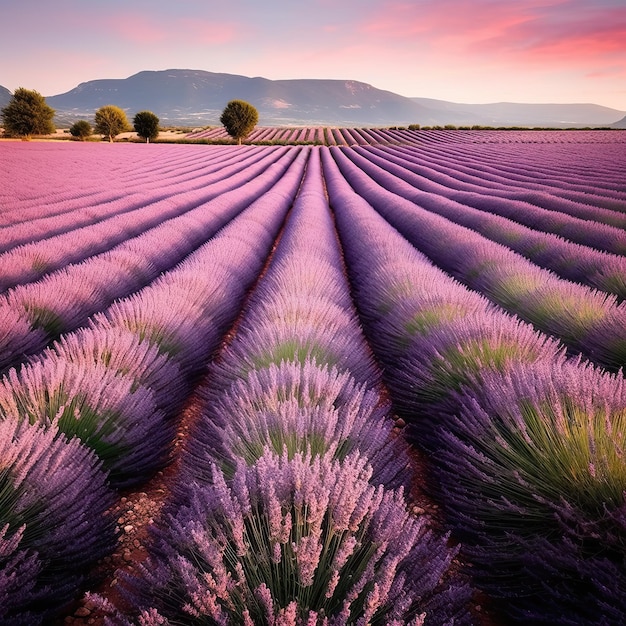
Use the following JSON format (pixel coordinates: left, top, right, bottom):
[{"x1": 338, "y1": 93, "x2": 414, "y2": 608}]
[{"x1": 1, "y1": 129, "x2": 626, "y2": 625}]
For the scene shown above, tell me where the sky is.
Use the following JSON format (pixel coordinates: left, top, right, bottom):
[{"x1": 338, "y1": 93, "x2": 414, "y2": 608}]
[{"x1": 2, "y1": 0, "x2": 625, "y2": 109}]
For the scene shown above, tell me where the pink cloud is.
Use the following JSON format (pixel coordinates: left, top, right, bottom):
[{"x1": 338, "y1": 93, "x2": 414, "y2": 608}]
[
  {"x1": 357, "y1": 0, "x2": 626, "y2": 72},
  {"x1": 359, "y1": 1, "x2": 539, "y2": 42},
  {"x1": 101, "y1": 13, "x2": 245, "y2": 46},
  {"x1": 471, "y1": 5, "x2": 626, "y2": 62}
]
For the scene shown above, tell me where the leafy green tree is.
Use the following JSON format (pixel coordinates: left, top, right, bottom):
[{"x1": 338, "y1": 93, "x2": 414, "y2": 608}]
[
  {"x1": 1, "y1": 88, "x2": 55, "y2": 137},
  {"x1": 133, "y1": 110, "x2": 160, "y2": 143},
  {"x1": 94, "y1": 105, "x2": 130, "y2": 142},
  {"x1": 69, "y1": 120, "x2": 92, "y2": 141},
  {"x1": 220, "y1": 99, "x2": 258, "y2": 144}
]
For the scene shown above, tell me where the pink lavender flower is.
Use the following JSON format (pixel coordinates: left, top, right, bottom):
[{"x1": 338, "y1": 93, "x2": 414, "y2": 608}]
[
  {"x1": 0, "y1": 418, "x2": 115, "y2": 623},
  {"x1": 123, "y1": 449, "x2": 472, "y2": 624},
  {"x1": 0, "y1": 356, "x2": 172, "y2": 487},
  {"x1": 186, "y1": 360, "x2": 410, "y2": 488},
  {"x1": 49, "y1": 326, "x2": 186, "y2": 416}
]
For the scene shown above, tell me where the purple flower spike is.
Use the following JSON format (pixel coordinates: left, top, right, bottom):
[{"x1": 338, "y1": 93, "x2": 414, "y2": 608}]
[
  {"x1": 186, "y1": 360, "x2": 411, "y2": 488},
  {"x1": 92, "y1": 288, "x2": 217, "y2": 374},
  {"x1": 0, "y1": 307, "x2": 47, "y2": 374},
  {"x1": 389, "y1": 309, "x2": 564, "y2": 436},
  {"x1": 49, "y1": 326, "x2": 186, "y2": 417},
  {"x1": 123, "y1": 449, "x2": 473, "y2": 625},
  {"x1": 432, "y1": 358, "x2": 626, "y2": 621},
  {"x1": 0, "y1": 357, "x2": 173, "y2": 487},
  {"x1": 0, "y1": 418, "x2": 115, "y2": 623}
]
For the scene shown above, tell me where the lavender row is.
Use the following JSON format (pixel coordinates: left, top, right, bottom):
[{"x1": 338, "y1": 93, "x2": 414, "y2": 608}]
[
  {"x1": 0, "y1": 147, "x2": 307, "y2": 484},
  {"x1": 0, "y1": 146, "x2": 288, "y2": 288},
  {"x1": 368, "y1": 131, "x2": 626, "y2": 209},
  {"x1": 0, "y1": 149, "x2": 308, "y2": 622},
  {"x1": 322, "y1": 147, "x2": 626, "y2": 624},
  {"x1": 0, "y1": 143, "x2": 228, "y2": 226},
  {"x1": 353, "y1": 145, "x2": 626, "y2": 250},
  {"x1": 447, "y1": 137, "x2": 626, "y2": 188},
  {"x1": 398, "y1": 138, "x2": 626, "y2": 196},
  {"x1": 0, "y1": 143, "x2": 235, "y2": 221},
  {"x1": 410, "y1": 136, "x2": 626, "y2": 199},
  {"x1": 0, "y1": 419, "x2": 116, "y2": 624},
  {"x1": 186, "y1": 126, "x2": 327, "y2": 143},
  {"x1": 111, "y1": 148, "x2": 474, "y2": 625},
  {"x1": 0, "y1": 145, "x2": 285, "y2": 253},
  {"x1": 0, "y1": 149, "x2": 302, "y2": 375},
  {"x1": 352, "y1": 147, "x2": 626, "y2": 300},
  {"x1": 0, "y1": 143, "x2": 147, "y2": 218},
  {"x1": 184, "y1": 147, "x2": 399, "y2": 482},
  {"x1": 374, "y1": 144, "x2": 626, "y2": 225},
  {"x1": 331, "y1": 147, "x2": 626, "y2": 371}
]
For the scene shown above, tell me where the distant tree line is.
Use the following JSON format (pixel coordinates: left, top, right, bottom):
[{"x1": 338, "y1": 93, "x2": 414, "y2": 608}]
[
  {"x1": 1, "y1": 89, "x2": 260, "y2": 144},
  {"x1": 7, "y1": 89, "x2": 604, "y2": 142}
]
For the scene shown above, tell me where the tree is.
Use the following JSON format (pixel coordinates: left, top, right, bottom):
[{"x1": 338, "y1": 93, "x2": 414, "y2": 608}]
[
  {"x1": 220, "y1": 100, "x2": 258, "y2": 144},
  {"x1": 69, "y1": 120, "x2": 92, "y2": 141},
  {"x1": 133, "y1": 110, "x2": 159, "y2": 143},
  {"x1": 1, "y1": 88, "x2": 55, "y2": 137},
  {"x1": 94, "y1": 105, "x2": 130, "y2": 142}
]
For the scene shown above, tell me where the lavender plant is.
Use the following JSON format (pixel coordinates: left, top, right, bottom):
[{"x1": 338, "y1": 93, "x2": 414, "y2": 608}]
[
  {"x1": 92, "y1": 288, "x2": 215, "y2": 372},
  {"x1": 215, "y1": 315, "x2": 379, "y2": 387},
  {"x1": 0, "y1": 357, "x2": 172, "y2": 487},
  {"x1": 49, "y1": 326, "x2": 186, "y2": 416},
  {"x1": 185, "y1": 360, "x2": 410, "y2": 488},
  {"x1": 122, "y1": 450, "x2": 473, "y2": 625},
  {"x1": 0, "y1": 418, "x2": 115, "y2": 623},
  {"x1": 0, "y1": 307, "x2": 47, "y2": 374},
  {"x1": 5, "y1": 271, "x2": 107, "y2": 336},
  {"x1": 430, "y1": 359, "x2": 626, "y2": 621},
  {"x1": 389, "y1": 311, "x2": 564, "y2": 437}
]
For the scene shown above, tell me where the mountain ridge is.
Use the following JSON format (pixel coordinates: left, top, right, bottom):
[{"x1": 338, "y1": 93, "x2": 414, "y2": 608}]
[{"x1": 2, "y1": 69, "x2": 625, "y2": 127}]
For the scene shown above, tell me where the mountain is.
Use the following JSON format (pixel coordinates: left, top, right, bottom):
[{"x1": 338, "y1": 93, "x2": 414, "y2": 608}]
[
  {"x1": 47, "y1": 69, "x2": 446, "y2": 127},
  {"x1": 0, "y1": 85, "x2": 12, "y2": 109},
  {"x1": 17, "y1": 70, "x2": 626, "y2": 127},
  {"x1": 411, "y1": 97, "x2": 625, "y2": 128},
  {"x1": 612, "y1": 115, "x2": 626, "y2": 129}
]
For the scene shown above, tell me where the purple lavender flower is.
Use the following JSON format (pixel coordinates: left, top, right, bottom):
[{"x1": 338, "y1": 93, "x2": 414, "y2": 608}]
[
  {"x1": 0, "y1": 418, "x2": 115, "y2": 623},
  {"x1": 0, "y1": 356, "x2": 173, "y2": 487},
  {"x1": 122, "y1": 449, "x2": 473, "y2": 625},
  {"x1": 185, "y1": 360, "x2": 410, "y2": 488},
  {"x1": 0, "y1": 307, "x2": 47, "y2": 374},
  {"x1": 429, "y1": 358, "x2": 626, "y2": 621},
  {"x1": 49, "y1": 326, "x2": 186, "y2": 416}
]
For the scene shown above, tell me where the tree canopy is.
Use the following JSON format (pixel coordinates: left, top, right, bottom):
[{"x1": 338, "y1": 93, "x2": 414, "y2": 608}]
[
  {"x1": 1, "y1": 88, "x2": 55, "y2": 137},
  {"x1": 94, "y1": 105, "x2": 130, "y2": 142},
  {"x1": 220, "y1": 100, "x2": 259, "y2": 144},
  {"x1": 133, "y1": 110, "x2": 160, "y2": 143},
  {"x1": 69, "y1": 120, "x2": 92, "y2": 141}
]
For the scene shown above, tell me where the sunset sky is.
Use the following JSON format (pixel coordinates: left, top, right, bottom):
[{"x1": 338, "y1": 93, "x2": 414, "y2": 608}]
[{"x1": 2, "y1": 0, "x2": 625, "y2": 109}]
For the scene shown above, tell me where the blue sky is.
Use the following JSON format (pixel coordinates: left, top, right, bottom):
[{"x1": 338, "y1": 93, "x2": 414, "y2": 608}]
[{"x1": 2, "y1": 0, "x2": 625, "y2": 109}]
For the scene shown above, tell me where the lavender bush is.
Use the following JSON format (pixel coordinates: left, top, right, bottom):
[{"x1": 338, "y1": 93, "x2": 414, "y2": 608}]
[
  {"x1": 430, "y1": 359, "x2": 626, "y2": 622},
  {"x1": 185, "y1": 360, "x2": 410, "y2": 489},
  {"x1": 0, "y1": 357, "x2": 172, "y2": 487},
  {"x1": 389, "y1": 311, "x2": 564, "y2": 438},
  {"x1": 0, "y1": 418, "x2": 115, "y2": 623},
  {"x1": 120, "y1": 450, "x2": 473, "y2": 625},
  {"x1": 48, "y1": 326, "x2": 187, "y2": 416}
]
